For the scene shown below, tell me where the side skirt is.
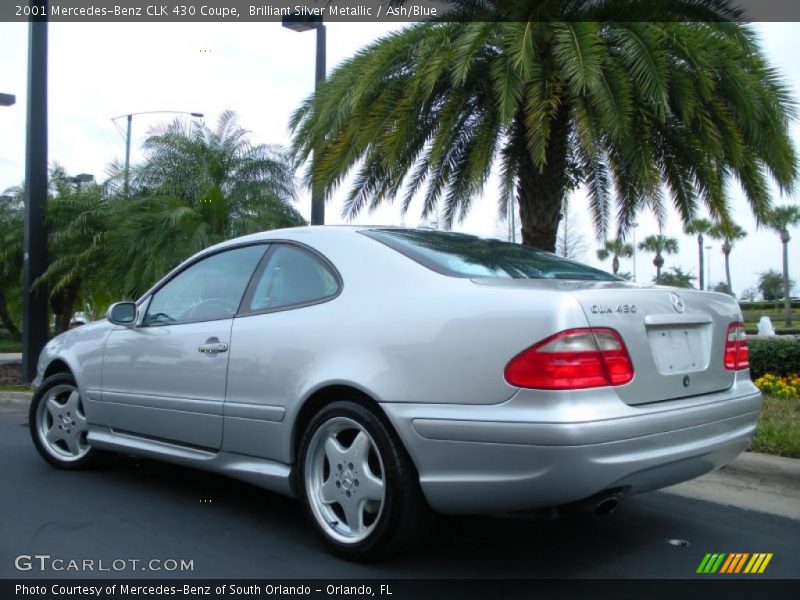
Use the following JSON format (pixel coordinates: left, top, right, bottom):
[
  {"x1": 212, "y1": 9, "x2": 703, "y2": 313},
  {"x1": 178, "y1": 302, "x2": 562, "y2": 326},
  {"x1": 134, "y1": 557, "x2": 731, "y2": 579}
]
[{"x1": 88, "y1": 426, "x2": 296, "y2": 498}]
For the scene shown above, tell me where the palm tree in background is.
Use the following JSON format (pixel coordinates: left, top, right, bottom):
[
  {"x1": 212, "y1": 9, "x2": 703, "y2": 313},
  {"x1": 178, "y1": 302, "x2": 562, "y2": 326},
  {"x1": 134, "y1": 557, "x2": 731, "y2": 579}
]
[
  {"x1": 639, "y1": 234, "x2": 679, "y2": 284},
  {"x1": 708, "y1": 222, "x2": 746, "y2": 297},
  {"x1": 41, "y1": 166, "x2": 117, "y2": 332},
  {"x1": 0, "y1": 190, "x2": 23, "y2": 340},
  {"x1": 684, "y1": 218, "x2": 712, "y2": 291},
  {"x1": 290, "y1": 1, "x2": 796, "y2": 251},
  {"x1": 109, "y1": 111, "x2": 305, "y2": 297},
  {"x1": 0, "y1": 167, "x2": 115, "y2": 334},
  {"x1": 596, "y1": 238, "x2": 633, "y2": 275},
  {"x1": 764, "y1": 205, "x2": 800, "y2": 326}
]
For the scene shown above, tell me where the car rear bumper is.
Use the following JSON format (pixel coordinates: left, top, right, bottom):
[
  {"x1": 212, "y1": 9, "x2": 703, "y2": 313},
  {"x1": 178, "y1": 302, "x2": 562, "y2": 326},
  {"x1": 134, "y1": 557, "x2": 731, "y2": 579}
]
[{"x1": 380, "y1": 375, "x2": 761, "y2": 514}]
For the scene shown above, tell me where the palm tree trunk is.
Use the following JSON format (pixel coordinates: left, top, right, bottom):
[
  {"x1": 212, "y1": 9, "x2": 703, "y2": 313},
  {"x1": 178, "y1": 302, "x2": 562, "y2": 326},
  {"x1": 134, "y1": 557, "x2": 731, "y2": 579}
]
[
  {"x1": 516, "y1": 105, "x2": 570, "y2": 251},
  {"x1": 723, "y1": 246, "x2": 733, "y2": 296},
  {"x1": 782, "y1": 234, "x2": 792, "y2": 327},
  {"x1": 653, "y1": 253, "x2": 664, "y2": 284},
  {"x1": 0, "y1": 289, "x2": 21, "y2": 342},
  {"x1": 50, "y1": 285, "x2": 78, "y2": 335},
  {"x1": 697, "y1": 234, "x2": 704, "y2": 290}
]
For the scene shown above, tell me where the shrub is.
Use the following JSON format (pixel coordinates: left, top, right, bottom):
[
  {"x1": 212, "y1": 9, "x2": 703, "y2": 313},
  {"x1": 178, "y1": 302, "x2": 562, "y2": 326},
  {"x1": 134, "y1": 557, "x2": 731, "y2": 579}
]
[
  {"x1": 748, "y1": 338, "x2": 800, "y2": 380},
  {"x1": 740, "y1": 299, "x2": 800, "y2": 311},
  {"x1": 754, "y1": 374, "x2": 800, "y2": 399}
]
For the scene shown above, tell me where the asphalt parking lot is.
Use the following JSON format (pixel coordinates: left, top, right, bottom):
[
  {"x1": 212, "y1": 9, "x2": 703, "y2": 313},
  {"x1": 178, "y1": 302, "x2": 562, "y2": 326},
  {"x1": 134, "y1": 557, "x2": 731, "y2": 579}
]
[{"x1": 2, "y1": 398, "x2": 799, "y2": 580}]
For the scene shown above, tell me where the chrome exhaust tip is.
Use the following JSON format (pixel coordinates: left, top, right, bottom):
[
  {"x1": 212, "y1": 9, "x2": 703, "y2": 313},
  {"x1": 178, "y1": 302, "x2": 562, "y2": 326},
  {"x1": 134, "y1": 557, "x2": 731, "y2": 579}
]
[{"x1": 594, "y1": 496, "x2": 619, "y2": 516}]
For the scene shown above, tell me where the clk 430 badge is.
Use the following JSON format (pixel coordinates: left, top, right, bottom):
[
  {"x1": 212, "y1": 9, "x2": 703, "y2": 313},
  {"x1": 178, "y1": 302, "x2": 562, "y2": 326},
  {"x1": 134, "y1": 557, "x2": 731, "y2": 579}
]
[{"x1": 591, "y1": 304, "x2": 637, "y2": 314}]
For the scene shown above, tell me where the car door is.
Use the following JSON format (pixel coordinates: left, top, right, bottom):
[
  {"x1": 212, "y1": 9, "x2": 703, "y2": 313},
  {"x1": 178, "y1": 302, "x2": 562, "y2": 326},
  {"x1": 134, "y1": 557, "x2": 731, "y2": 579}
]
[
  {"x1": 101, "y1": 244, "x2": 267, "y2": 449},
  {"x1": 223, "y1": 242, "x2": 341, "y2": 460}
]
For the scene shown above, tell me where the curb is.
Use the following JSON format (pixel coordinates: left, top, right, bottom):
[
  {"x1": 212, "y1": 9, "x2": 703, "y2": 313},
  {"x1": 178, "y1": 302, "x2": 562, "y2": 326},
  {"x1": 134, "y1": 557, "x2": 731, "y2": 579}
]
[
  {"x1": 0, "y1": 352, "x2": 23, "y2": 366},
  {"x1": 665, "y1": 452, "x2": 800, "y2": 521}
]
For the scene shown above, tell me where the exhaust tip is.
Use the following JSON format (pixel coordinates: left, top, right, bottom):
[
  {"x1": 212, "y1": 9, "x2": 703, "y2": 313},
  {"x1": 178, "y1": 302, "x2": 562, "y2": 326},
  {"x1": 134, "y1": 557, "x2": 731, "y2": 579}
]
[{"x1": 595, "y1": 497, "x2": 619, "y2": 516}]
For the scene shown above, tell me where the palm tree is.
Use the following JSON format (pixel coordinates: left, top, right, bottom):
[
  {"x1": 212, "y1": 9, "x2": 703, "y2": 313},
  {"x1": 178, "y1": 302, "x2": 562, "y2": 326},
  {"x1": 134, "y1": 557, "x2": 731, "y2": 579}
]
[
  {"x1": 1, "y1": 168, "x2": 118, "y2": 336},
  {"x1": 596, "y1": 238, "x2": 633, "y2": 275},
  {"x1": 41, "y1": 166, "x2": 118, "y2": 332},
  {"x1": 0, "y1": 190, "x2": 23, "y2": 340},
  {"x1": 639, "y1": 234, "x2": 679, "y2": 284},
  {"x1": 109, "y1": 111, "x2": 305, "y2": 297},
  {"x1": 290, "y1": 2, "x2": 796, "y2": 251},
  {"x1": 764, "y1": 205, "x2": 800, "y2": 326},
  {"x1": 708, "y1": 222, "x2": 746, "y2": 296},
  {"x1": 684, "y1": 218, "x2": 712, "y2": 291}
]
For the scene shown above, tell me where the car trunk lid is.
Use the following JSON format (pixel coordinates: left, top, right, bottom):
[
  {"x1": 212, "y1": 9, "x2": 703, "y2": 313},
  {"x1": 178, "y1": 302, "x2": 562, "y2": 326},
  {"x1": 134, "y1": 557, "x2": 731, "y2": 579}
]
[
  {"x1": 569, "y1": 285, "x2": 739, "y2": 404},
  {"x1": 471, "y1": 279, "x2": 741, "y2": 404}
]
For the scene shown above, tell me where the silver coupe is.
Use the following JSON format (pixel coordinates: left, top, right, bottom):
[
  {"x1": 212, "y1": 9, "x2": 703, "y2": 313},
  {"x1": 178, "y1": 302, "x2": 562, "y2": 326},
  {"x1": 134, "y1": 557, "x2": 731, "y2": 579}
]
[{"x1": 30, "y1": 226, "x2": 761, "y2": 560}]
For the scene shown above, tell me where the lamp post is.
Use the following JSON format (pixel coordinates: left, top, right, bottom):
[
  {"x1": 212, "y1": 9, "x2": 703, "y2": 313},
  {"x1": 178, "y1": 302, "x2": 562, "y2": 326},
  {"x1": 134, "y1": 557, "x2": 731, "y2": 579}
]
[
  {"x1": 22, "y1": 6, "x2": 49, "y2": 383},
  {"x1": 631, "y1": 222, "x2": 639, "y2": 281},
  {"x1": 112, "y1": 110, "x2": 203, "y2": 197},
  {"x1": 0, "y1": 93, "x2": 15, "y2": 107},
  {"x1": 705, "y1": 245, "x2": 712, "y2": 290},
  {"x1": 69, "y1": 173, "x2": 94, "y2": 190},
  {"x1": 509, "y1": 200, "x2": 516, "y2": 243},
  {"x1": 283, "y1": 14, "x2": 326, "y2": 225}
]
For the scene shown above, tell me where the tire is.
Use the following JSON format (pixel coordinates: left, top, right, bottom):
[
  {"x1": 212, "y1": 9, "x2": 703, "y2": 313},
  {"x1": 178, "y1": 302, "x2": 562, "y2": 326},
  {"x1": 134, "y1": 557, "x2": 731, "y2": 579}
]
[
  {"x1": 30, "y1": 372, "x2": 98, "y2": 469},
  {"x1": 298, "y1": 400, "x2": 431, "y2": 561}
]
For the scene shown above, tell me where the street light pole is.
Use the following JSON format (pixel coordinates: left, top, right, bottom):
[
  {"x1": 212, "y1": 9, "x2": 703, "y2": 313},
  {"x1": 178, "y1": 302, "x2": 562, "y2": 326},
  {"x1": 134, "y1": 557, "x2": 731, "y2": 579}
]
[
  {"x1": 283, "y1": 15, "x2": 327, "y2": 225},
  {"x1": 705, "y1": 245, "x2": 712, "y2": 290},
  {"x1": 509, "y1": 200, "x2": 516, "y2": 243},
  {"x1": 112, "y1": 110, "x2": 203, "y2": 197},
  {"x1": 124, "y1": 114, "x2": 132, "y2": 196},
  {"x1": 22, "y1": 7, "x2": 49, "y2": 383},
  {"x1": 631, "y1": 222, "x2": 639, "y2": 282},
  {"x1": 312, "y1": 23, "x2": 326, "y2": 226}
]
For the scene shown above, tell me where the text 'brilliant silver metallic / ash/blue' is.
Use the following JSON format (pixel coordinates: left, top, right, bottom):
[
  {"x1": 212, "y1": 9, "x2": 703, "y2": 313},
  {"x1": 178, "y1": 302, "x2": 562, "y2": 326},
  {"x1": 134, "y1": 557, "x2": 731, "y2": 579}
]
[{"x1": 29, "y1": 226, "x2": 761, "y2": 560}]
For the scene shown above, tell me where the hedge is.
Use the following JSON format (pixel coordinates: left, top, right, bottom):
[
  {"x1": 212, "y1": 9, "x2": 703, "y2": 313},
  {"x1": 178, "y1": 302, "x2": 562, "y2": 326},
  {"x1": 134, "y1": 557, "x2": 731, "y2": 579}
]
[
  {"x1": 748, "y1": 338, "x2": 800, "y2": 380},
  {"x1": 740, "y1": 300, "x2": 800, "y2": 311}
]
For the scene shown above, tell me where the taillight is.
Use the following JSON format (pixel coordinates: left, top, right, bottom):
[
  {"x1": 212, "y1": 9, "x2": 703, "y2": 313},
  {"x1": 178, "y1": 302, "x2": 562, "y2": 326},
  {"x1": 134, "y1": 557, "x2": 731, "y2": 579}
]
[
  {"x1": 504, "y1": 328, "x2": 634, "y2": 390},
  {"x1": 724, "y1": 322, "x2": 749, "y2": 370}
]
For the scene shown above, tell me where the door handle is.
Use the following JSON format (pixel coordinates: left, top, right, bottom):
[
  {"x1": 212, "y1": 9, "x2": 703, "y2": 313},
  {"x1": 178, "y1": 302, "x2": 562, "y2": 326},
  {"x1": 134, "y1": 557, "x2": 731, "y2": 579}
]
[{"x1": 198, "y1": 341, "x2": 228, "y2": 354}]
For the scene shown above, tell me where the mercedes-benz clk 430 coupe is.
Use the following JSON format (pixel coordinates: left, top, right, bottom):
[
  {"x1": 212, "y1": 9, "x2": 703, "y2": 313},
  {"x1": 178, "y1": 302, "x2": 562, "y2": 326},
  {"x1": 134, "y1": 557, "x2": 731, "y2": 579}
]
[{"x1": 31, "y1": 227, "x2": 760, "y2": 559}]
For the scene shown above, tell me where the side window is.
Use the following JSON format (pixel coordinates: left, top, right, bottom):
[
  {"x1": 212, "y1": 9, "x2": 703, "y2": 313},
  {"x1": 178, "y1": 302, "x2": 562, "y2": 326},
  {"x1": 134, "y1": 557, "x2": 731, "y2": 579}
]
[
  {"x1": 144, "y1": 245, "x2": 266, "y2": 325},
  {"x1": 244, "y1": 244, "x2": 339, "y2": 313}
]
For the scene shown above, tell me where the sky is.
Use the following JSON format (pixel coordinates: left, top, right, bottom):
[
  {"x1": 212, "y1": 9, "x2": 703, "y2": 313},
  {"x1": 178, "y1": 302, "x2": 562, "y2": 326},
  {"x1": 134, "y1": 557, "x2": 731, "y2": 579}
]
[{"x1": 0, "y1": 20, "x2": 799, "y2": 296}]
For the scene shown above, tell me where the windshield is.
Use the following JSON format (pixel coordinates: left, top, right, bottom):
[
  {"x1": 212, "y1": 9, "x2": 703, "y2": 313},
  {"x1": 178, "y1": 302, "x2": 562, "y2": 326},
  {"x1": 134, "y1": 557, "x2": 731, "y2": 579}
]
[{"x1": 363, "y1": 229, "x2": 617, "y2": 281}]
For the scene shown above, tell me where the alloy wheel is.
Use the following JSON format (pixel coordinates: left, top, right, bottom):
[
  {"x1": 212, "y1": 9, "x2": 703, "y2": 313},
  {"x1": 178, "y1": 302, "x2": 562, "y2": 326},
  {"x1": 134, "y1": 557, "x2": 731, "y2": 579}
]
[{"x1": 304, "y1": 416, "x2": 386, "y2": 544}]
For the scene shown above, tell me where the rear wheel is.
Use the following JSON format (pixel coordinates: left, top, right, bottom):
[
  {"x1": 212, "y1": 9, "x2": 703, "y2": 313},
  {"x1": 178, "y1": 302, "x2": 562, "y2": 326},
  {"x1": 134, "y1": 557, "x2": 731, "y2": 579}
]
[
  {"x1": 30, "y1": 372, "x2": 97, "y2": 469},
  {"x1": 298, "y1": 401, "x2": 430, "y2": 560}
]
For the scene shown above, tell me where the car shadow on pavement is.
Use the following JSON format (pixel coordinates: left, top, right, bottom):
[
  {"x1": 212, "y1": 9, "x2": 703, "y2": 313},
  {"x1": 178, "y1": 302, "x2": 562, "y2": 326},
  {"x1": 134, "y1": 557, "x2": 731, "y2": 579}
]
[{"x1": 76, "y1": 453, "x2": 701, "y2": 578}]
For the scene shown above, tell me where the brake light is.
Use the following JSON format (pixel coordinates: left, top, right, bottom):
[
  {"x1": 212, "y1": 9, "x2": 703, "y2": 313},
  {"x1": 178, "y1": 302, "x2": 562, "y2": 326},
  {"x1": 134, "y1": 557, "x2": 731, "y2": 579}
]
[
  {"x1": 504, "y1": 328, "x2": 634, "y2": 390},
  {"x1": 724, "y1": 322, "x2": 749, "y2": 370}
]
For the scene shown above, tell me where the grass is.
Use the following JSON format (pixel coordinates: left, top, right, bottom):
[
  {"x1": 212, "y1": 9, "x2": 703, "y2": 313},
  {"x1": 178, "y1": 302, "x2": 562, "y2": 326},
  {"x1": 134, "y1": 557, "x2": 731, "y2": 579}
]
[
  {"x1": 750, "y1": 394, "x2": 800, "y2": 458},
  {"x1": 0, "y1": 384, "x2": 29, "y2": 393},
  {"x1": 0, "y1": 338, "x2": 22, "y2": 353},
  {"x1": 741, "y1": 307, "x2": 800, "y2": 329}
]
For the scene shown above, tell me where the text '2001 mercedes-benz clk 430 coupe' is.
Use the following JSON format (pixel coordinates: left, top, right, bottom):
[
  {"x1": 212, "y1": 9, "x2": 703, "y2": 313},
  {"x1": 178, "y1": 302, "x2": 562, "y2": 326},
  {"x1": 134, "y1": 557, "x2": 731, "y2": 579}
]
[{"x1": 30, "y1": 227, "x2": 760, "y2": 560}]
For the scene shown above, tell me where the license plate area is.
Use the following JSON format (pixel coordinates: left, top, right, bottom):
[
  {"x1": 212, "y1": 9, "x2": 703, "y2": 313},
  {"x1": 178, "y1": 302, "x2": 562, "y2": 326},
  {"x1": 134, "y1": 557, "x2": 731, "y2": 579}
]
[{"x1": 647, "y1": 324, "x2": 711, "y2": 375}]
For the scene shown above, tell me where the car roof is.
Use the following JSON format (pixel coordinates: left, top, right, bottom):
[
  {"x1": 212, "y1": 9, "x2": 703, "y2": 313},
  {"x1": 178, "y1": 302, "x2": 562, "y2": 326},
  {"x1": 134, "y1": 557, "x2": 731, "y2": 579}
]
[
  {"x1": 136, "y1": 225, "x2": 448, "y2": 303},
  {"x1": 206, "y1": 225, "x2": 449, "y2": 251}
]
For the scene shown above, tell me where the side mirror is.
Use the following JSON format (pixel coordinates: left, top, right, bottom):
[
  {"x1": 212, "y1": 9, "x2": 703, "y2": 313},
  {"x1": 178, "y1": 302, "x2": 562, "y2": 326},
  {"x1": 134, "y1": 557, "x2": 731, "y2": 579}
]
[{"x1": 107, "y1": 302, "x2": 137, "y2": 326}]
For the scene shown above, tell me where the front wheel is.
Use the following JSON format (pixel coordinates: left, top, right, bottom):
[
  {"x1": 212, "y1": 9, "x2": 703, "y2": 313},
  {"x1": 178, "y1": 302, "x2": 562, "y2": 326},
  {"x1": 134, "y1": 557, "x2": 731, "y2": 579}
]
[
  {"x1": 298, "y1": 401, "x2": 431, "y2": 560},
  {"x1": 30, "y1": 372, "x2": 98, "y2": 469}
]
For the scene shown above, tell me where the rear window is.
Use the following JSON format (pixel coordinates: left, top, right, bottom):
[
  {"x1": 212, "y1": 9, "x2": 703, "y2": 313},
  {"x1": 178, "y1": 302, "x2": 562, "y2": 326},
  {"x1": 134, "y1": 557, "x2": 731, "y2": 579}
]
[{"x1": 363, "y1": 229, "x2": 617, "y2": 281}]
